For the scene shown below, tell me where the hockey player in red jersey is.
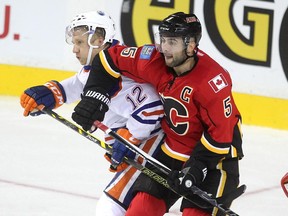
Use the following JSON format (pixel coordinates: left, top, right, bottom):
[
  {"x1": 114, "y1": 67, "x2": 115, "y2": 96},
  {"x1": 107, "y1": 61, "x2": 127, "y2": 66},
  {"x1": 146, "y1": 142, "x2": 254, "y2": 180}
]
[{"x1": 72, "y1": 12, "x2": 244, "y2": 215}]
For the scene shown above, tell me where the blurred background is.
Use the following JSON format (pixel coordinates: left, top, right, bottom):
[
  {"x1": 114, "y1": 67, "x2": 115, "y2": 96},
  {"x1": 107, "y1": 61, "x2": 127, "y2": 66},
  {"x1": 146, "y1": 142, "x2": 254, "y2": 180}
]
[
  {"x1": 0, "y1": 0, "x2": 288, "y2": 215},
  {"x1": 1, "y1": 0, "x2": 287, "y2": 130}
]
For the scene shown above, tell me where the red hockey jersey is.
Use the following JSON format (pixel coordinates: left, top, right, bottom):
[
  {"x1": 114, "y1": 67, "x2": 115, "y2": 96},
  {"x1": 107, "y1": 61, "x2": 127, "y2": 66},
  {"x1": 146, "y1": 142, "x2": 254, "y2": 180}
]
[{"x1": 91, "y1": 45, "x2": 243, "y2": 161}]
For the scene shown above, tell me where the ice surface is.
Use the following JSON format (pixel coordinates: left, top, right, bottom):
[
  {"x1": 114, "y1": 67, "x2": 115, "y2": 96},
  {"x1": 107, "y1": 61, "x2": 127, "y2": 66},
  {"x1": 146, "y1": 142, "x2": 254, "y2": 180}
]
[{"x1": 0, "y1": 96, "x2": 287, "y2": 215}]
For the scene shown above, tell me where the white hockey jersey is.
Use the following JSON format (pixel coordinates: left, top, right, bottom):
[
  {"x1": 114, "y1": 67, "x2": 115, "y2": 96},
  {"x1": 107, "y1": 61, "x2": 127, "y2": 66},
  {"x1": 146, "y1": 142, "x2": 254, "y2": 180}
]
[
  {"x1": 60, "y1": 63, "x2": 165, "y2": 211},
  {"x1": 60, "y1": 66, "x2": 164, "y2": 141}
]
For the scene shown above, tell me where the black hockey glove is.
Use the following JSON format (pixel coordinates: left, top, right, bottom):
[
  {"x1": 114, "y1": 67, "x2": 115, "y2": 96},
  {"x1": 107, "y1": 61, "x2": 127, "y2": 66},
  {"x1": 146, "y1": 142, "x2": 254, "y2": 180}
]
[
  {"x1": 72, "y1": 88, "x2": 110, "y2": 132},
  {"x1": 167, "y1": 159, "x2": 207, "y2": 196}
]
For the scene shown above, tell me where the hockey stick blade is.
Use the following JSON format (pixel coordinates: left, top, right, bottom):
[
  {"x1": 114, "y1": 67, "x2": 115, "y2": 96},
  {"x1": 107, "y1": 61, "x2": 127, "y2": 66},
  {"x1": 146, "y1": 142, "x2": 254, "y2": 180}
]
[
  {"x1": 281, "y1": 172, "x2": 288, "y2": 197},
  {"x1": 188, "y1": 185, "x2": 245, "y2": 216}
]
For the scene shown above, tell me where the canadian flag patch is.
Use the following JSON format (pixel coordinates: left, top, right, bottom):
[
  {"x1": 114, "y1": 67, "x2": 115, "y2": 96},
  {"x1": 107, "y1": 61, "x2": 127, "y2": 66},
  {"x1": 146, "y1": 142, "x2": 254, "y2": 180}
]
[{"x1": 208, "y1": 73, "x2": 228, "y2": 93}]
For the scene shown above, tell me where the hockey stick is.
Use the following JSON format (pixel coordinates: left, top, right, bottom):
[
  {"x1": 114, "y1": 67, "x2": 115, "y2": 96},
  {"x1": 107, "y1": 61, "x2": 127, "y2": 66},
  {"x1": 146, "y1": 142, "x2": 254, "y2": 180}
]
[
  {"x1": 281, "y1": 172, "x2": 288, "y2": 197},
  {"x1": 39, "y1": 108, "x2": 208, "y2": 206},
  {"x1": 40, "y1": 108, "x2": 170, "y2": 185},
  {"x1": 40, "y1": 107, "x2": 244, "y2": 215},
  {"x1": 93, "y1": 120, "x2": 171, "y2": 175},
  {"x1": 93, "y1": 120, "x2": 245, "y2": 216}
]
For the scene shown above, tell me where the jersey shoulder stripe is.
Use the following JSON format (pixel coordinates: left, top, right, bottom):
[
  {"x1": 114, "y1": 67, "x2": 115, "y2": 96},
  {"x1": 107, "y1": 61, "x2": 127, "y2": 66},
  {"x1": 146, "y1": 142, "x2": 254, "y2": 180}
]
[{"x1": 99, "y1": 51, "x2": 120, "y2": 78}]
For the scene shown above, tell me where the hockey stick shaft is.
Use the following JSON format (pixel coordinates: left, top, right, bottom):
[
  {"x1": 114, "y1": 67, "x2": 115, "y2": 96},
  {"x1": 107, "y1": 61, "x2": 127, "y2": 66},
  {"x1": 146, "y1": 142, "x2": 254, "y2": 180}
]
[
  {"x1": 41, "y1": 107, "x2": 110, "y2": 150},
  {"x1": 93, "y1": 120, "x2": 242, "y2": 216},
  {"x1": 40, "y1": 108, "x2": 242, "y2": 215},
  {"x1": 39, "y1": 108, "x2": 172, "y2": 189},
  {"x1": 93, "y1": 120, "x2": 171, "y2": 174}
]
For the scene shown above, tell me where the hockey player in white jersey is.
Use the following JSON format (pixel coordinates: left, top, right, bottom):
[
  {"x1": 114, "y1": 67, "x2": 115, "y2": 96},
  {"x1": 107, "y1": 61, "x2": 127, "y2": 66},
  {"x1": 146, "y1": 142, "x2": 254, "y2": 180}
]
[{"x1": 20, "y1": 10, "x2": 165, "y2": 215}]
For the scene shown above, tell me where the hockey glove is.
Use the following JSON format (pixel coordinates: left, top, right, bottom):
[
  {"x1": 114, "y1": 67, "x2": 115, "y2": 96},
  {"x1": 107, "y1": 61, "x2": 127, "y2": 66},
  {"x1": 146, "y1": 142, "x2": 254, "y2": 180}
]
[
  {"x1": 71, "y1": 87, "x2": 110, "y2": 132},
  {"x1": 108, "y1": 128, "x2": 140, "y2": 172},
  {"x1": 104, "y1": 152, "x2": 131, "y2": 172},
  {"x1": 20, "y1": 81, "x2": 66, "y2": 116},
  {"x1": 167, "y1": 159, "x2": 207, "y2": 196}
]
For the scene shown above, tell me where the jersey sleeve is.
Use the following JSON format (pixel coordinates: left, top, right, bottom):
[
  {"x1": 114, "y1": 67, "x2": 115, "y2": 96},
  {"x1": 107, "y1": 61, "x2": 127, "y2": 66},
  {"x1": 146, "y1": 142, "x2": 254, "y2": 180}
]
[
  {"x1": 192, "y1": 70, "x2": 243, "y2": 165},
  {"x1": 85, "y1": 45, "x2": 158, "y2": 95},
  {"x1": 60, "y1": 68, "x2": 89, "y2": 104},
  {"x1": 104, "y1": 44, "x2": 160, "y2": 85}
]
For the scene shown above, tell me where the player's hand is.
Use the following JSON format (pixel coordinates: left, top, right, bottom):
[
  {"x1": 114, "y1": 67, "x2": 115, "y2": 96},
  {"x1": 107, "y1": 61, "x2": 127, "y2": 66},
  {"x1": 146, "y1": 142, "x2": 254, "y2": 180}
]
[
  {"x1": 71, "y1": 88, "x2": 110, "y2": 131},
  {"x1": 104, "y1": 152, "x2": 130, "y2": 172},
  {"x1": 167, "y1": 168, "x2": 197, "y2": 195},
  {"x1": 167, "y1": 159, "x2": 207, "y2": 195},
  {"x1": 20, "y1": 81, "x2": 66, "y2": 116},
  {"x1": 108, "y1": 128, "x2": 140, "y2": 172}
]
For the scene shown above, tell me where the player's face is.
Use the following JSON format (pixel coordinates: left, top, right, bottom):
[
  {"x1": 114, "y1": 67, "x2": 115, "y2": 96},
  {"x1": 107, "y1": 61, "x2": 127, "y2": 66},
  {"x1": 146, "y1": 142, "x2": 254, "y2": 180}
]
[
  {"x1": 160, "y1": 37, "x2": 187, "y2": 67},
  {"x1": 71, "y1": 29, "x2": 91, "y2": 65}
]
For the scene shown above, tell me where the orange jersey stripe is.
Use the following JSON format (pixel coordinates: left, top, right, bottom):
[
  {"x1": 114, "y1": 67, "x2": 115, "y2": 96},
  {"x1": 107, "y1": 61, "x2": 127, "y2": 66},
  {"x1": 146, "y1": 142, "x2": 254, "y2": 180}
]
[
  {"x1": 142, "y1": 110, "x2": 165, "y2": 117},
  {"x1": 107, "y1": 166, "x2": 138, "y2": 200},
  {"x1": 107, "y1": 135, "x2": 160, "y2": 199}
]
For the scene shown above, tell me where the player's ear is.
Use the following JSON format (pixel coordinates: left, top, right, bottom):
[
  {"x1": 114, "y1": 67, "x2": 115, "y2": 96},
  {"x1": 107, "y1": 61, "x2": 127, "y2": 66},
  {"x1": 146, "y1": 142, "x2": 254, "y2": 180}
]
[
  {"x1": 97, "y1": 36, "x2": 104, "y2": 46},
  {"x1": 187, "y1": 39, "x2": 197, "y2": 56},
  {"x1": 91, "y1": 35, "x2": 104, "y2": 46}
]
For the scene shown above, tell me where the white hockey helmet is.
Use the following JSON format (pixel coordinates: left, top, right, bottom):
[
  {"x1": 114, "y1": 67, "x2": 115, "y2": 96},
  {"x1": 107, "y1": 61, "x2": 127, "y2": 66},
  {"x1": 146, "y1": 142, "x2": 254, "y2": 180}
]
[
  {"x1": 65, "y1": 10, "x2": 116, "y2": 65},
  {"x1": 65, "y1": 10, "x2": 116, "y2": 46}
]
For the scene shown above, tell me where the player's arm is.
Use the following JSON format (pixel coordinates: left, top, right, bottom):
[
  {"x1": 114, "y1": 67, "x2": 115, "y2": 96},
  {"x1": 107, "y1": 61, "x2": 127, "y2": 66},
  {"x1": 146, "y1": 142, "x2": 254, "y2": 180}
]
[
  {"x1": 191, "y1": 71, "x2": 243, "y2": 160},
  {"x1": 20, "y1": 69, "x2": 87, "y2": 116},
  {"x1": 60, "y1": 70, "x2": 87, "y2": 104},
  {"x1": 71, "y1": 52, "x2": 120, "y2": 131},
  {"x1": 168, "y1": 78, "x2": 243, "y2": 194},
  {"x1": 82, "y1": 45, "x2": 152, "y2": 92},
  {"x1": 190, "y1": 87, "x2": 242, "y2": 170},
  {"x1": 168, "y1": 112, "x2": 242, "y2": 196},
  {"x1": 71, "y1": 45, "x2": 144, "y2": 130}
]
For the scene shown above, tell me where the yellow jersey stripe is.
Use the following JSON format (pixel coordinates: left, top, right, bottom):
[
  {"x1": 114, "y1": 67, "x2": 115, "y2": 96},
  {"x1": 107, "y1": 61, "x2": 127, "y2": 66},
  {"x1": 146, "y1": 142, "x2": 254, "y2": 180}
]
[
  {"x1": 99, "y1": 51, "x2": 120, "y2": 78},
  {"x1": 237, "y1": 119, "x2": 243, "y2": 138},
  {"x1": 161, "y1": 143, "x2": 189, "y2": 162},
  {"x1": 201, "y1": 135, "x2": 230, "y2": 155},
  {"x1": 231, "y1": 146, "x2": 238, "y2": 158},
  {"x1": 212, "y1": 161, "x2": 227, "y2": 215}
]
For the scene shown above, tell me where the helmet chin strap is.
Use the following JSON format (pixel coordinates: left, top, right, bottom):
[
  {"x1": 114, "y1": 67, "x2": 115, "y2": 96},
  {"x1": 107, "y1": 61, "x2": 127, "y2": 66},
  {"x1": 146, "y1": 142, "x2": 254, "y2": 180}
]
[
  {"x1": 85, "y1": 46, "x2": 94, "y2": 66},
  {"x1": 85, "y1": 34, "x2": 101, "y2": 66},
  {"x1": 173, "y1": 47, "x2": 198, "y2": 68},
  {"x1": 173, "y1": 36, "x2": 199, "y2": 67}
]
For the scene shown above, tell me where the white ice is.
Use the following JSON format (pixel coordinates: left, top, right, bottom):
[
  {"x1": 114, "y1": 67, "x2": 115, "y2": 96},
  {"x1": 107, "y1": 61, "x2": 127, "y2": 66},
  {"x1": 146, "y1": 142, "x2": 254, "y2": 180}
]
[{"x1": 0, "y1": 96, "x2": 287, "y2": 216}]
